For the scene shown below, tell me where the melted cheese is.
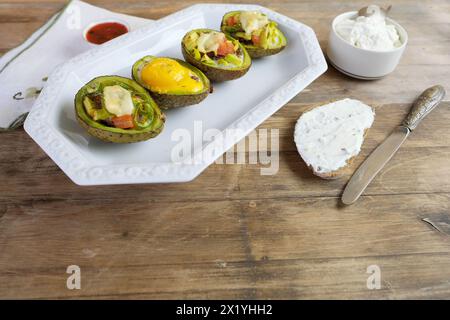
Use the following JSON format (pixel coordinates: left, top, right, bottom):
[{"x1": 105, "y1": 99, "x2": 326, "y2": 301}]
[
  {"x1": 239, "y1": 11, "x2": 269, "y2": 36},
  {"x1": 103, "y1": 85, "x2": 134, "y2": 116},
  {"x1": 141, "y1": 58, "x2": 203, "y2": 94},
  {"x1": 196, "y1": 32, "x2": 225, "y2": 53},
  {"x1": 294, "y1": 99, "x2": 375, "y2": 173}
]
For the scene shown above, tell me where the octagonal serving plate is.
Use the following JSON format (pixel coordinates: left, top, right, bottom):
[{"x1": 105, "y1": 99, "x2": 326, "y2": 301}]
[{"x1": 24, "y1": 3, "x2": 327, "y2": 185}]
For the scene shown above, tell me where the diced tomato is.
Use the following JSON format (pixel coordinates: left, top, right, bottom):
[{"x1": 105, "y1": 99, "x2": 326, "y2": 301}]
[
  {"x1": 251, "y1": 35, "x2": 261, "y2": 45},
  {"x1": 226, "y1": 16, "x2": 237, "y2": 26},
  {"x1": 112, "y1": 114, "x2": 134, "y2": 129},
  {"x1": 217, "y1": 40, "x2": 235, "y2": 56}
]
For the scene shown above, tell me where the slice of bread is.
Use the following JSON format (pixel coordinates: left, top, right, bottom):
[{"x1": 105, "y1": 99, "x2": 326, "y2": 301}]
[{"x1": 294, "y1": 98, "x2": 375, "y2": 180}]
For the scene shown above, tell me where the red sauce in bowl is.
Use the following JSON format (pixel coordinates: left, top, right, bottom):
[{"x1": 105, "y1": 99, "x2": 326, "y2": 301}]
[{"x1": 85, "y1": 22, "x2": 129, "y2": 45}]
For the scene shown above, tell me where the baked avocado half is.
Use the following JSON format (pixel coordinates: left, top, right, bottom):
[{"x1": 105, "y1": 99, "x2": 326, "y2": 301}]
[
  {"x1": 75, "y1": 76, "x2": 165, "y2": 143},
  {"x1": 221, "y1": 11, "x2": 287, "y2": 58},
  {"x1": 181, "y1": 29, "x2": 251, "y2": 82},
  {"x1": 132, "y1": 56, "x2": 211, "y2": 109}
]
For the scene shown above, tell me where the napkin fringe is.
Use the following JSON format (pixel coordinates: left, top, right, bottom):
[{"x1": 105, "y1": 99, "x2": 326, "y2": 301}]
[{"x1": 0, "y1": 113, "x2": 28, "y2": 132}]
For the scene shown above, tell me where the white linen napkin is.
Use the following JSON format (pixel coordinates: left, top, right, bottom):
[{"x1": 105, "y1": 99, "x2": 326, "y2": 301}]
[{"x1": 0, "y1": 0, "x2": 153, "y2": 130}]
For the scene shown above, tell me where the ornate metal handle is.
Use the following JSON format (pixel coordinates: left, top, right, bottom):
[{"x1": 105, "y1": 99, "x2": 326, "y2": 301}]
[{"x1": 403, "y1": 85, "x2": 446, "y2": 131}]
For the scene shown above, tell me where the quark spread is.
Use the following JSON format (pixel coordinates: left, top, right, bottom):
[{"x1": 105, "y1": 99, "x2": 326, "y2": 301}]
[
  {"x1": 335, "y1": 9, "x2": 401, "y2": 51},
  {"x1": 294, "y1": 99, "x2": 375, "y2": 173}
]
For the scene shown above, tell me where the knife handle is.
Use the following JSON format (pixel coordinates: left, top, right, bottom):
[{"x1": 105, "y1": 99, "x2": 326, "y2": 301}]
[{"x1": 402, "y1": 85, "x2": 446, "y2": 131}]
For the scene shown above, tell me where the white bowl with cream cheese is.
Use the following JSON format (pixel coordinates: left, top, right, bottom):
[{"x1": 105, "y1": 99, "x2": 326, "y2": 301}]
[{"x1": 327, "y1": 10, "x2": 408, "y2": 79}]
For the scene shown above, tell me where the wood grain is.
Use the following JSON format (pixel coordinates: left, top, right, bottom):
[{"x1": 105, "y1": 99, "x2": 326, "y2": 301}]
[{"x1": 0, "y1": 0, "x2": 449, "y2": 299}]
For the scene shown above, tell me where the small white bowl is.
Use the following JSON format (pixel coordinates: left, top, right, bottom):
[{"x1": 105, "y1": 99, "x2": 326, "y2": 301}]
[{"x1": 326, "y1": 11, "x2": 408, "y2": 80}]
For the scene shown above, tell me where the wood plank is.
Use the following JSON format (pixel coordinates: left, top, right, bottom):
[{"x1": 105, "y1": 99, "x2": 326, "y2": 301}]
[
  {"x1": 0, "y1": 194, "x2": 448, "y2": 299},
  {"x1": 295, "y1": 67, "x2": 450, "y2": 105},
  {"x1": 252, "y1": 253, "x2": 450, "y2": 299},
  {"x1": 0, "y1": 202, "x2": 245, "y2": 270},
  {"x1": 5, "y1": 252, "x2": 450, "y2": 299},
  {"x1": 1, "y1": 144, "x2": 449, "y2": 202},
  {"x1": 244, "y1": 195, "x2": 450, "y2": 261},
  {"x1": 0, "y1": 103, "x2": 448, "y2": 202}
]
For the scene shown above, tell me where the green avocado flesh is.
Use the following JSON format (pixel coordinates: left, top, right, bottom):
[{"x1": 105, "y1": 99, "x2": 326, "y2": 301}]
[
  {"x1": 75, "y1": 76, "x2": 165, "y2": 143},
  {"x1": 220, "y1": 11, "x2": 287, "y2": 58},
  {"x1": 132, "y1": 56, "x2": 211, "y2": 109},
  {"x1": 181, "y1": 29, "x2": 251, "y2": 82}
]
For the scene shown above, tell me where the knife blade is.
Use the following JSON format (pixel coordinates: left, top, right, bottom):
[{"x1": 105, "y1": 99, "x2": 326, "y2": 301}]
[{"x1": 342, "y1": 85, "x2": 446, "y2": 205}]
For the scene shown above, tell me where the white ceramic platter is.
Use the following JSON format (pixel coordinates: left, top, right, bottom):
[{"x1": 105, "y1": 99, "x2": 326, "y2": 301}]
[{"x1": 24, "y1": 4, "x2": 327, "y2": 185}]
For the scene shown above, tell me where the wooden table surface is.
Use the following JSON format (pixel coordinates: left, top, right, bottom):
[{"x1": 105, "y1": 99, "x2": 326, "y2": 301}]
[{"x1": 0, "y1": 0, "x2": 449, "y2": 299}]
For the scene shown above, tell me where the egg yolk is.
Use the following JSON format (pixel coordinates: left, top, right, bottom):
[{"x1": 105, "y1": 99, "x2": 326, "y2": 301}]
[{"x1": 141, "y1": 58, "x2": 204, "y2": 94}]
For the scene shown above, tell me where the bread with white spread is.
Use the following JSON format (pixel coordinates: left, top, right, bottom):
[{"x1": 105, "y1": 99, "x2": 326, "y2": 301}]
[{"x1": 294, "y1": 98, "x2": 375, "y2": 179}]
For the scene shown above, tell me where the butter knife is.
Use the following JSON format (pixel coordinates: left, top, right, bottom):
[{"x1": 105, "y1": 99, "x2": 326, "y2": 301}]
[{"x1": 342, "y1": 85, "x2": 446, "y2": 205}]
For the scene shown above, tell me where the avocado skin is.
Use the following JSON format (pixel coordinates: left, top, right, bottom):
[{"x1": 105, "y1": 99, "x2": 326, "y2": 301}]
[
  {"x1": 181, "y1": 29, "x2": 251, "y2": 82},
  {"x1": 150, "y1": 90, "x2": 209, "y2": 110},
  {"x1": 75, "y1": 76, "x2": 165, "y2": 143},
  {"x1": 220, "y1": 11, "x2": 287, "y2": 59},
  {"x1": 181, "y1": 45, "x2": 249, "y2": 82},
  {"x1": 244, "y1": 45, "x2": 286, "y2": 59},
  {"x1": 76, "y1": 114, "x2": 164, "y2": 143},
  {"x1": 132, "y1": 56, "x2": 210, "y2": 109}
]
